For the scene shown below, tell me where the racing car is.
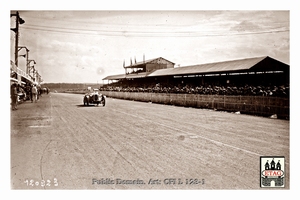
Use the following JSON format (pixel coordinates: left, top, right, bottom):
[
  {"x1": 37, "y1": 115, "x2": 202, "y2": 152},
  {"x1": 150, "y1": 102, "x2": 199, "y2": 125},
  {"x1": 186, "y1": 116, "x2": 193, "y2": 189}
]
[{"x1": 83, "y1": 88, "x2": 106, "y2": 106}]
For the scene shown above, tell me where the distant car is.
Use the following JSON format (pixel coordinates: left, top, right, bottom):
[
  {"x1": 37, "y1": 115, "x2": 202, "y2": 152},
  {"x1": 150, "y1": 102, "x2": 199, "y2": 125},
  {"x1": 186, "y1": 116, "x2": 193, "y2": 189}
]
[{"x1": 83, "y1": 88, "x2": 106, "y2": 106}]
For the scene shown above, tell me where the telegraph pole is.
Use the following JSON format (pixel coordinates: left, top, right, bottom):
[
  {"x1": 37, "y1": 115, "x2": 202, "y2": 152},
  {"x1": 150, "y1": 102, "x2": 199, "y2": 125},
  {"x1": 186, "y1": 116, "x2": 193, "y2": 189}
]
[
  {"x1": 11, "y1": 11, "x2": 25, "y2": 68},
  {"x1": 14, "y1": 12, "x2": 20, "y2": 68}
]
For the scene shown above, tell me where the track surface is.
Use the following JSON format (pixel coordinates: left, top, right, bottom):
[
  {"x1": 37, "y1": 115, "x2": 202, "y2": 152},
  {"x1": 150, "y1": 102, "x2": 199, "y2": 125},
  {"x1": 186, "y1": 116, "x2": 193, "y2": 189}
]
[{"x1": 11, "y1": 93, "x2": 289, "y2": 189}]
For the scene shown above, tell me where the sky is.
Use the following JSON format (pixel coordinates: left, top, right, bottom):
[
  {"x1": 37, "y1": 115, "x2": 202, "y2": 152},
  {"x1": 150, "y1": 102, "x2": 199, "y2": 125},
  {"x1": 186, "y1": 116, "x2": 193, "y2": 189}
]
[{"x1": 9, "y1": 9, "x2": 290, "y2": 84}]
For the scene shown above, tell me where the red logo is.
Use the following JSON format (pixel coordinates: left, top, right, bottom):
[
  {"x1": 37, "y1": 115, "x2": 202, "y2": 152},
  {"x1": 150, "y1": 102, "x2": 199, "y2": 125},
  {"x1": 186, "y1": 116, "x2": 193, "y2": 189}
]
[{"x1": 262, "y1": 170, "x2": 284, "y2": 177}]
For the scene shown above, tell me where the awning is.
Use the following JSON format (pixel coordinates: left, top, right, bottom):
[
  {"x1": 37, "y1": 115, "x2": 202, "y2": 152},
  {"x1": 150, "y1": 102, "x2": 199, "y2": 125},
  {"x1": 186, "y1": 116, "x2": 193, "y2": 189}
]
[{"x1": 102, "y1": 74, "x2": 126, "y2": 80}]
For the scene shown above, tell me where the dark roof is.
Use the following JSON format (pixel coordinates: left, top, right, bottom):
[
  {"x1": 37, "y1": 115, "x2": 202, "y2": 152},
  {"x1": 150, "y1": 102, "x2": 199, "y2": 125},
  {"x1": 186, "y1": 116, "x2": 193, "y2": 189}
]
[
  {"x1": 102, "y1": 72, "x2": 150, "y2": 80},
  {"x1": 148, "y1": 56, "x2": 289, "y2": 77},
  {"x1": 103, "y1": 56, "x2": 289, "y2": 80},
  {"x1": 102, "y1": 74, "x2": 126, "y2": 80},
  {"x1": 124, "y1": 57, "x2": 175, "y2": 68}
]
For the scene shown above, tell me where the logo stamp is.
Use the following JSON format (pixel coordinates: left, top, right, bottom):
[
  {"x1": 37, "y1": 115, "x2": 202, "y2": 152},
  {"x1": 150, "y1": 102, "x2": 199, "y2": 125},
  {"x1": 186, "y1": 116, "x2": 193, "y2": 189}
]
[{"x1": 260, "y1": 156, "x2": 285, "y2": 187}]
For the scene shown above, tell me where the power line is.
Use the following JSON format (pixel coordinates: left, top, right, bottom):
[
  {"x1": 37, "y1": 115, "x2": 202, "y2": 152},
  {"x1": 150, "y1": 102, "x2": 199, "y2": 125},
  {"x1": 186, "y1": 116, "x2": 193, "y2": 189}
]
[
  {"x1": 20, "y1": 24, "x2": 289, "y2": 38},
  {"x1": 23, "y1": 21, "x2": 289, "y2": 33}
]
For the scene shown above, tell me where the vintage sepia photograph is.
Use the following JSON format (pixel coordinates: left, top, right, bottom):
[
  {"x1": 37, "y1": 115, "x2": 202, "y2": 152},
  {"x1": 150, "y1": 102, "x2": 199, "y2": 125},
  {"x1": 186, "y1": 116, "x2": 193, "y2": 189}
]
[{"x1": 5, "y1": 1, "x2": 298, "y2": 198}]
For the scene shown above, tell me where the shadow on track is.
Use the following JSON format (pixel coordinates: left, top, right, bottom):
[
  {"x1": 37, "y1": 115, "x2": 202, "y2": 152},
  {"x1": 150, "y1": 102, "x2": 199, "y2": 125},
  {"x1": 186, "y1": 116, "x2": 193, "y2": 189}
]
[{"x1": 76, "y1": 104, "x2": 105, "y2": 108}]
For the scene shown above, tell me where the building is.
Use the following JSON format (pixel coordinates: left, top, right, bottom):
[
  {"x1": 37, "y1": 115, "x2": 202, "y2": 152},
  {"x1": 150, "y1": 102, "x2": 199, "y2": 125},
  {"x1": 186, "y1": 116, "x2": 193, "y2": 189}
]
[
  {"x1": 103, "y1": 56, "x2": 289, "y2": 88},
  {"x1": 103, "y1": 57, "x2": 175, "y2": 84}
]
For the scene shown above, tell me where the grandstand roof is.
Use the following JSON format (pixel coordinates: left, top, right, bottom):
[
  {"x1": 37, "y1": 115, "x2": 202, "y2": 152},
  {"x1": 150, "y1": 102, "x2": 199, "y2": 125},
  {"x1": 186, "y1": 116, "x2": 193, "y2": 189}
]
[
  {"x1": 102, "y1": 74, "x2": 126, "y2": 80},
  {"x1": 102, "y1": 72, "x2": 151, "y2": 80},
  {"x1": 103, "y1": 56, "x2": 289, "y2": 80},
  {"x1": 148, "y1": 56, "x2": 289, "y2": 77}
]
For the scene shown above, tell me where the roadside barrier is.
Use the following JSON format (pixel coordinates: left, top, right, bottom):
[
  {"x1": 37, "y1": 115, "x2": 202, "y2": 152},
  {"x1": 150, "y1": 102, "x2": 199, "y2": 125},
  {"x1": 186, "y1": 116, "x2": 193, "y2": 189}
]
[{"x1": 100, "y1": 91, "x2": 289, "y2": 119}]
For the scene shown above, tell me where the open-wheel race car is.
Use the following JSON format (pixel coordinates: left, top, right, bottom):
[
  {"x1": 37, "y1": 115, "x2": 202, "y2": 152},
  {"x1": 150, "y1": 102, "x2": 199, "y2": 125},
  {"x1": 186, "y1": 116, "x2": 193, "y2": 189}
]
[{"x1": 83, "y1": 88, "x2": 106, "y2": 106}]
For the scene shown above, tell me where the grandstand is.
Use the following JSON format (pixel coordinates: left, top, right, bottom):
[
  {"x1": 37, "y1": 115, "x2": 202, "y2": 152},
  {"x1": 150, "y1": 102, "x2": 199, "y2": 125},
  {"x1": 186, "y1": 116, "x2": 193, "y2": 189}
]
[
  {"x1": 103, "y1": 56, "x2": 289, "y2": 92},
  {"x1": 101, "y1": 56, "x2": 289, "y2": 119}
]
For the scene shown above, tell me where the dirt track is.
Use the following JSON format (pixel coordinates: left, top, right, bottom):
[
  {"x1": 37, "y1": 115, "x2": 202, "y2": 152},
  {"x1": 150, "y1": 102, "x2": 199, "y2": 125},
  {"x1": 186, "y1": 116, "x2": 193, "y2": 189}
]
[{"x1": 10, "y1": 93, "x2": 289, "y2": 189}]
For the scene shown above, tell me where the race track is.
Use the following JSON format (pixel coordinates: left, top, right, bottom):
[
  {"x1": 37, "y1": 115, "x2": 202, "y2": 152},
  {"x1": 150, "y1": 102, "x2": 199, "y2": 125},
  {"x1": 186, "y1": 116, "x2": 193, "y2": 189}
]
[{"x1": 11, "y1": 93, "x2": 290, "y2": 189}]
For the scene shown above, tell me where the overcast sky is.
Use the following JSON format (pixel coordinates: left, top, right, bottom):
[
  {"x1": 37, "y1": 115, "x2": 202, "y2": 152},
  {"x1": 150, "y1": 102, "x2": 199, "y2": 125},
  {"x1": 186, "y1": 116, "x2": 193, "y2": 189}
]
[{"x1": 9, "y1": 9, "x2": 290, "y2": 83}]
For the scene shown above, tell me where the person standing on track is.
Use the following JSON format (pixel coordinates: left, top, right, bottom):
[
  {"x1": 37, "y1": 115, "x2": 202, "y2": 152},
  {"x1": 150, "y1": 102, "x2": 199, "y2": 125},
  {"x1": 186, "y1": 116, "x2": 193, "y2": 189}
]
[
  {"x1": 26, "y1": 83, "x2": 32, "y2": 102},
  {"x1": 31, "y1": 84, "x2": 38, "y2": 103},
  {"x1": 11, "y1": 83, "x2": 18, "y2": 110}
]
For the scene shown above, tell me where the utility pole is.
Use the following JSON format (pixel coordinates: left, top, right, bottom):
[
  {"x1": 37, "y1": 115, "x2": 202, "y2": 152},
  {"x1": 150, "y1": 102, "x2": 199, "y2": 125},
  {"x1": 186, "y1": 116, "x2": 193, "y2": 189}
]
[
  {"x1": 14, "y1": 12, "x2": 20, "y2": 68},
  {"x1": 18, "y1": 46, "x2": 29, "y2": 73},
  {"x1": 11, "y1": 11, "x2": 25, "y2": 68}
]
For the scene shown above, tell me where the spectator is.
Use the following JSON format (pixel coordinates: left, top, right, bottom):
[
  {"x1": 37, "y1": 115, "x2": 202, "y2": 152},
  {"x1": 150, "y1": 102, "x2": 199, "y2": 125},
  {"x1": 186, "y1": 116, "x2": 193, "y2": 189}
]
[
  {"x1": 37, "y1": 85, "x2": 42, "y2": 99},
  {"x1": 11, "y1": 83, "x2": 18, "y2": 110},
  {"x1": 32, "y1": 84, "x2": 38, "y2": 103},
  {"x1": 100, "y1": 82, "x2": 289, "y2": 97},
  {"x1": 26, "y1": 84, "x2": 32, "y2": 101},
  {"x1": 30, "y1": 84, "x2": 33, "y2": 102}
]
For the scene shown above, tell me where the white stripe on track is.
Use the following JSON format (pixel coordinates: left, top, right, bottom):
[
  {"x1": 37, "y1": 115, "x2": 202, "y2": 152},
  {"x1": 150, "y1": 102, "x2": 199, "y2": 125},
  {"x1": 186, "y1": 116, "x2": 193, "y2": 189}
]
[
  {"x1": 114, "y1": 109, "x2": 261, "y2": 157},
  {"x1": 29, "y1": 125, "x2": 51, "y2": 128}
]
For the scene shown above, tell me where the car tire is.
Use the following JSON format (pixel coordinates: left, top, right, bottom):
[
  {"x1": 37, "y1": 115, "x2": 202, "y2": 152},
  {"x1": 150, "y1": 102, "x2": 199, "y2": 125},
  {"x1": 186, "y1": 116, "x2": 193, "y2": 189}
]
[{"x1": 84, "y1": 97, "x2": 88, "y2": 106}]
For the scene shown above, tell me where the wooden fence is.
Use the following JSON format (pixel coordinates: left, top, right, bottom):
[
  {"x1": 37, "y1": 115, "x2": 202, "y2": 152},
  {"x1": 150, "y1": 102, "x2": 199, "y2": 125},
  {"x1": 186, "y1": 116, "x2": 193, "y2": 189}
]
[{"x1": 100, "y1": 91, "x2": 289, "y2": 119}]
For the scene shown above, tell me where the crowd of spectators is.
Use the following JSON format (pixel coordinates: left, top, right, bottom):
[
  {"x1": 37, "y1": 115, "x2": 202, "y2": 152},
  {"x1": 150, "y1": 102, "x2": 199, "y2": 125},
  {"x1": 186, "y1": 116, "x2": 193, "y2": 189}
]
[{"x1": 101, "y1": 83, "x2": 289, "y2": 97}]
